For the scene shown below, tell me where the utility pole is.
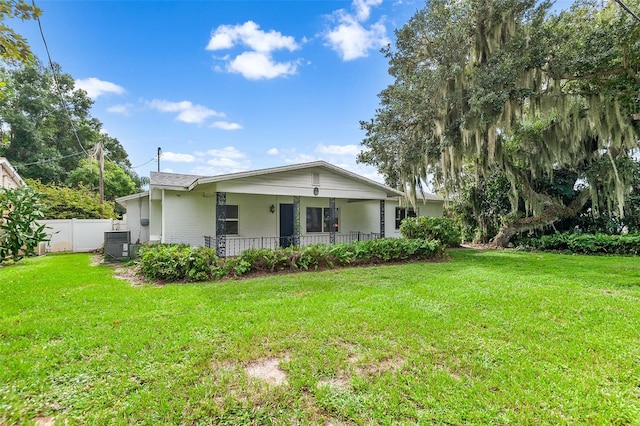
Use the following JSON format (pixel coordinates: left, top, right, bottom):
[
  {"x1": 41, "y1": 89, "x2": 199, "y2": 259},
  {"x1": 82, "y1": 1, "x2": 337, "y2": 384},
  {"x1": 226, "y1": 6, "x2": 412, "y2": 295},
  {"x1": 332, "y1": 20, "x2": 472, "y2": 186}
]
[
  {"x1": 157, "y1": 147, "x2": 161, "y2": 172},
  {"x1": 98, "y1": 139, "x2": 104, "y2": 204}
]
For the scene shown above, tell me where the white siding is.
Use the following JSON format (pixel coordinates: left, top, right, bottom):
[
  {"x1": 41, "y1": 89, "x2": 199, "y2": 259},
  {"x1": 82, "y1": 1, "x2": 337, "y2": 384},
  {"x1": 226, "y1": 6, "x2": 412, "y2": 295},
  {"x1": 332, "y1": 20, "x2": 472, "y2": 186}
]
[
  {"x1": 149, "y1": 199, "x2": 162, "y2": 242},
  {"x1": 121, "y1": 195, "x2": 150, "y2": 244},
  {"x1": 216, "y1": 167, "x2": 389, "y2": 199},
  {"x1": 162, "y1": 190, "x2": 216, "y2": 246},
  {"x1": 1, "y1": 166, "x2": 21, "y2": 189}
]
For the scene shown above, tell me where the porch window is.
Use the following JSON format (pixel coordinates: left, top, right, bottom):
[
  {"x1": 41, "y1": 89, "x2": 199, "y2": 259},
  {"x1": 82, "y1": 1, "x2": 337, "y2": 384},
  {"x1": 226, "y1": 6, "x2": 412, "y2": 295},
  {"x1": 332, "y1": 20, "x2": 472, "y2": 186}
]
[
  {"x1": 224, "y1": 205, "x2": 239, "y2": 235},
  {"x1": 306, "y1": 207, "x2": 339, "y2": 232},
  {"x1": 395, "y1": 207, "x2": 417, "y2": 229}
]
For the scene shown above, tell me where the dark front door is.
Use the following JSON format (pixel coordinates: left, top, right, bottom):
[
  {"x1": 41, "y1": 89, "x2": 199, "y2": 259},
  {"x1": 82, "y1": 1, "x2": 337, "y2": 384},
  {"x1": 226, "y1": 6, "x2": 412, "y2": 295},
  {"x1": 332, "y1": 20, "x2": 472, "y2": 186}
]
[{"x1": 279, "y1": 204, "x2": 294, "y2": 247}]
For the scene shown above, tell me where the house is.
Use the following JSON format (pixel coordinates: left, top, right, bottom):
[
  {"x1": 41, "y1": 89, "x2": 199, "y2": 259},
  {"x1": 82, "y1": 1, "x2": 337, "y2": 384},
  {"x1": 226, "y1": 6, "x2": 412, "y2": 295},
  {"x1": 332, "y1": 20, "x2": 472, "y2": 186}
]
[
  {"x1": 116, "y1": 161, "x2": 444, "y2": 256},
  {"x1": 0, "y1": 157, "x2": 26, "y2": 189}
]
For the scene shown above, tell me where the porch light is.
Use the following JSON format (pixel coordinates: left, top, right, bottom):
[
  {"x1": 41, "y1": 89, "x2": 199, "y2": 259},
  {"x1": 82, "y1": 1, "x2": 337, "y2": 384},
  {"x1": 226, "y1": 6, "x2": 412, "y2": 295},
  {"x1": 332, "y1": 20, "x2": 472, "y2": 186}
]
[{"x1": 270, "y1": 204, "x2": 275, "y2": 213}]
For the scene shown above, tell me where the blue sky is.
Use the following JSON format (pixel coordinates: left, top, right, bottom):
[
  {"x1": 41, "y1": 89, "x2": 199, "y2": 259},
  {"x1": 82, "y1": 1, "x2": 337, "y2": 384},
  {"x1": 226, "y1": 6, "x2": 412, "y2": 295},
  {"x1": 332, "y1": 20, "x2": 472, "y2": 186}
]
[{"x1": 13, "y1": 0, "x2": 574, "y2": 182}]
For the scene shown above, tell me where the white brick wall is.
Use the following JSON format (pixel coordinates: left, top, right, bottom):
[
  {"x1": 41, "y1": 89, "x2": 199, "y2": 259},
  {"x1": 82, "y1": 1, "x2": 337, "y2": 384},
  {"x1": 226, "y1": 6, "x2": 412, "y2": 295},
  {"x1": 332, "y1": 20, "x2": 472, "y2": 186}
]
[{"x1": 162, "y1": 190, "x2": 216, "y2": 246}]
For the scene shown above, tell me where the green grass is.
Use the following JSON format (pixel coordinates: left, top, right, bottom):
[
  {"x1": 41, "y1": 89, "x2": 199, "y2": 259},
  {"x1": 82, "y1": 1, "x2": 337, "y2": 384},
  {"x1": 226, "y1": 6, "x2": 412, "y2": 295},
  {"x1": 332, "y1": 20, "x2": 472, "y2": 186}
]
[{"x1": 1, "y1": 250, "x2": 639, "y2": 425}]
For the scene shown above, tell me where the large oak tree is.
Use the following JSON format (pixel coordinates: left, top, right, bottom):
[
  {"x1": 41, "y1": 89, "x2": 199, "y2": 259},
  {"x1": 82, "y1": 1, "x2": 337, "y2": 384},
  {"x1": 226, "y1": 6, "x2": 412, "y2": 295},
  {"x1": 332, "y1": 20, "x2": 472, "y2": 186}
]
[{"x1": 360, "y1": 0, "x2": 640, "y2": 246}]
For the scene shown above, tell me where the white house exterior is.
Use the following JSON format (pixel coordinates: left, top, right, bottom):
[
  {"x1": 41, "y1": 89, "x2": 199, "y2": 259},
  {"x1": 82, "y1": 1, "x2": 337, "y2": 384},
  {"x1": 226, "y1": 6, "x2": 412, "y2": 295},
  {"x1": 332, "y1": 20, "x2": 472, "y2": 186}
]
[
  {"x1": 0, "y1": 157, "x2": 25, "y2": 189},
  {"x1": 116, "y1": 161, "x2": 444, "y2": 256}
]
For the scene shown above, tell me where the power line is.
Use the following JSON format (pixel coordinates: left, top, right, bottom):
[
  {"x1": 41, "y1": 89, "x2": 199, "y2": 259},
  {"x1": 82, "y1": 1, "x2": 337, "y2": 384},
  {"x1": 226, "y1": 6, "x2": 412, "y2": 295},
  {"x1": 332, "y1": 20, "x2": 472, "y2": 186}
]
[
  {"x1": 131, "y1": 156, "x2": 158, "y2": 169},
  {"x1": 31, "y1": 0, "x2": 88, "y2": 157},
  {"x1": 615, "y1": 0, "x2": 640, "y2": 23},
  {"x1": 12, "y1": 150, "x2": 85, "y2": 168}
]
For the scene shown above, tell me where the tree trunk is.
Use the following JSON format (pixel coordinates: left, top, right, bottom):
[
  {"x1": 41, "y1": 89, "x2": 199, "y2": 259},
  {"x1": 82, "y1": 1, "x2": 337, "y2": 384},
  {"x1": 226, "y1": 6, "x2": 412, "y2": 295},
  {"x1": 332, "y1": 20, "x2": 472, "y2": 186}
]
[{"x1": 490, "y1": 189, "x2": 591, "y2": 248}]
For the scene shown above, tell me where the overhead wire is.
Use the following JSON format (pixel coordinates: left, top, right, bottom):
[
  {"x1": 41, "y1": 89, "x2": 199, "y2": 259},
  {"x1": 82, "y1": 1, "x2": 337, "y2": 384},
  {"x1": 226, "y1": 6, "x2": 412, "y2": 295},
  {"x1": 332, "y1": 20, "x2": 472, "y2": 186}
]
[
  {"x1": 31, "y1": 0, "x2": 88, "y2": 157},
  {"x1": 130, "y1": 156, "x2": 158, "y2": 169},
  {"x1": 12, "y1": 150, "x2": 86, "y2": 168},
  {"x1": 614, "y1": 0, "x2": 640, "y2": 23}
]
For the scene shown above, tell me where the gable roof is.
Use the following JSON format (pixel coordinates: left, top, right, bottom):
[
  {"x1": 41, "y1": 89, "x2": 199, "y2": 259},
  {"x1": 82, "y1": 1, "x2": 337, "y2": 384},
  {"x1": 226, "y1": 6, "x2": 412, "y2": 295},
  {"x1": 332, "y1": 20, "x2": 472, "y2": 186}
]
[
  {"x1": 150, "y1": 171, "x2": 203, "y2": 189},
  {"x1": 149, "y1": 161, "x2": 405, "y2": 197},
  {"x1": 0, "y1": 157, "x2": 26, "y2": 188}
]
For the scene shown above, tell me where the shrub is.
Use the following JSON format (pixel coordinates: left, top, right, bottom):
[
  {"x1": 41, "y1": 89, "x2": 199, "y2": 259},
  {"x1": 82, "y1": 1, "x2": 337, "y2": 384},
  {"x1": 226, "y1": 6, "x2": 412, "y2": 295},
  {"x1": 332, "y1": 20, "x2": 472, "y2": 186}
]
[
  {"x1": 0, "y1": 186, "x2": 50, "y2": 263},
  {"x1": 399, "y1": 216, "x2": 462, "y2": 247},
  {"x1": 136, "y1": 238, "x2": 444, "y2": 283},
  {"x1": 517, "y1": 233, "x2": 640, "y2": 255},
  {"x1": 138, "y1": 244, "x2": 219, "y2": 281}
]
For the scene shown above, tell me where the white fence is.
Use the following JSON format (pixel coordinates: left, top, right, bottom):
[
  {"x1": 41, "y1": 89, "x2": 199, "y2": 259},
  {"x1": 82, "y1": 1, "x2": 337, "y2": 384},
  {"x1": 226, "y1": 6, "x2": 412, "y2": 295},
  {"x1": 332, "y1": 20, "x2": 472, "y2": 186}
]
[{"x1": 39, "y1": 219, "x2": 124, "y2": 253}]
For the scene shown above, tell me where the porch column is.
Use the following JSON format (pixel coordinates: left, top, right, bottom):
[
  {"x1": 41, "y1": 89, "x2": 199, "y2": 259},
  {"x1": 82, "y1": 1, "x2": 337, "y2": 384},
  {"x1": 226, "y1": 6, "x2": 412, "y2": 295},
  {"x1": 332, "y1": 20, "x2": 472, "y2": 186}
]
[
  {"x1": 329, "y1": 197, "x2": 336, "y2": 244},
  {"x1": 216, "y1": 192, "x2": 227, "y2": 257},
  {"x1": 379, "y1": 200, "x2": 385, "y2": 238},
  {"x1": 293, "y1": 196, "x2": 300, "y2": 246}
]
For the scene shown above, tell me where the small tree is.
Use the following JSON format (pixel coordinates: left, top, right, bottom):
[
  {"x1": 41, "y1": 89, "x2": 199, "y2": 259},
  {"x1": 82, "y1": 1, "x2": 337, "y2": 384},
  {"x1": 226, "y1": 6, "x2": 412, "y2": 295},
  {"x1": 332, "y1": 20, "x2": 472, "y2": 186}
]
[{"x1": 0, "y1": 186, "x2": 49, "y2": 263}]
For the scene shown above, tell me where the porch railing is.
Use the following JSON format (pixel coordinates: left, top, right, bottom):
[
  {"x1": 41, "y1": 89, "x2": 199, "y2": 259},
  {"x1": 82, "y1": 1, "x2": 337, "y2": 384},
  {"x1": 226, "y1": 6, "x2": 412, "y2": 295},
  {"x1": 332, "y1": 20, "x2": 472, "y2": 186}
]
[{"x1": 204, "y1": 232, "x2": 381, "y2": 257}]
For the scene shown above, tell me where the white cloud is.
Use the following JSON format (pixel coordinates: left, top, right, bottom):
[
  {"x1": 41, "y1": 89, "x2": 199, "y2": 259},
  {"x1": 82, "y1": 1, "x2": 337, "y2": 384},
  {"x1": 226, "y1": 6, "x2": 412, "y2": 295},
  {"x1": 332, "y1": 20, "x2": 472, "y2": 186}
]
[
  {"x1": 324, "y1": 0, "x2": 389, "y2": 61},
  {"x1": 207, "y1": 21, "x2": 299, "y2": 53},
  {"x1": 283, "y1": 153, "x2": 318, "y2": 164},
  {"x1": 75, "y1": 77, "x2": 125, "y2": 99},
  {"x1": 210, "y1": 121, "x2": 243, "y2": 130},
  {"x1": 267, "y1": 148, "x2": 279, "y2": 155},
  {"x1": 161, "y1": 152, "x2": 196, "y2": 163},
  {"x1": 107, "y1": 103, "x2": 134, "y2": 115},
  {"x1": 227, "y1": 51, "x2": 298, "y2": 80},
  {"x1": 354, "y1": 0, "x2": 383, "y2": 21},
  {"x1": 147, "y1": 99, "x2": 224, "y2": 124},
  {"x1": 206, "y1": 146, "x2": 246, "y2": 159},
  {"x1": 206, "y1": 21, "x2": 301, "y2": 80},
  {"x1": 315, "y1": 144, "x2": 361, "y2": 156}
]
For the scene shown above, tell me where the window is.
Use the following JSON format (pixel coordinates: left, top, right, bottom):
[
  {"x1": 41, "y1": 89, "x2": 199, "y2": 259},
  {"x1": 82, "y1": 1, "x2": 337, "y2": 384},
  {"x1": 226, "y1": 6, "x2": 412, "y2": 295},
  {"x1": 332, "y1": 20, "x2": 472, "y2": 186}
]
[
  {"x1": 395, "y1": 207, "x2": 417, "y2": 229},
  {"x1": 223, "y1": 205, "x2": 238, "y2": 235},
  {"x1": 306, "y1": 207, "x2": 339, "y2": 232}
]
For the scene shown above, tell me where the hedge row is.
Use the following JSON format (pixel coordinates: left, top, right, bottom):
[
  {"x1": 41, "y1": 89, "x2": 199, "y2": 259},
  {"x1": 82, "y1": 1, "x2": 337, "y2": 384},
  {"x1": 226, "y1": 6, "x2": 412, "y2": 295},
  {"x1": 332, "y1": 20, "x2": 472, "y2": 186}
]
[
  {"x1": 137, "y1": 238, "x2": 444, "y2": 282},
  {"x1": 517, "y1": 233, "x2": 640, "y2": 255}
]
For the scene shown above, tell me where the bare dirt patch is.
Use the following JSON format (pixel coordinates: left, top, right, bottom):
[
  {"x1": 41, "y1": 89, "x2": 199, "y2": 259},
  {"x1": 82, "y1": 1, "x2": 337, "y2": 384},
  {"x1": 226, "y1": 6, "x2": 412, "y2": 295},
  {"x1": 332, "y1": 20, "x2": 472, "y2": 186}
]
[
  {"x1": 245, "y1": 357, "x2": 288, "y2": 386},
  {"x1": 34, "y1": 417, "x2": 55, "y2": 426},
  {"x1": 357, "y1": 356, "x2": 406, "y2": 377}
]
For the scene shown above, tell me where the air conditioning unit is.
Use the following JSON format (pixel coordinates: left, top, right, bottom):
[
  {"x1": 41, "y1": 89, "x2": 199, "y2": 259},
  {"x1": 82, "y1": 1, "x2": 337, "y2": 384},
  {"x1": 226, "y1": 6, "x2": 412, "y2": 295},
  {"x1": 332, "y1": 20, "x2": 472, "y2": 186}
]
[{"x1": 104, "y1": 231, "x2": 131, "y2": 261}]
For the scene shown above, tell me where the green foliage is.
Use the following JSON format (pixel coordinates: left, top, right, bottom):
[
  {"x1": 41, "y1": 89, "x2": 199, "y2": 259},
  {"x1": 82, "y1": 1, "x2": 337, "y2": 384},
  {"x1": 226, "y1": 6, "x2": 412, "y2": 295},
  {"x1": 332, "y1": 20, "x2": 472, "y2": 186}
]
[
  {"x1": 66, "y1": 159, "x2": 138, "y2": 201},
  {"x1": 138, "y1": 244, "x2": 219, "y2": 282},
  {"x1": 360, "y1": 0, "x2": 640, "y2": 245},
  {"x1": 137, "y1": 239, "x2": 445, "y2": 282},
  {"x1": 0, "y1": 186, "x2": 48, "y2": 262},
  {"x1": 0, "y1": 0, "x2": 41, "y2": 64},
  {"x1": 27, "y1": 179, "x2": 115, "y2": 219},
  {"x1": 517, "y1": 233, "x2": 640, "y2": 255},
  {"x1": 0, "y1": 62, "x2": 141, "y2": 189},
  {"x1": 399, "y1": 216, "x2": 461, "y2": 247}
]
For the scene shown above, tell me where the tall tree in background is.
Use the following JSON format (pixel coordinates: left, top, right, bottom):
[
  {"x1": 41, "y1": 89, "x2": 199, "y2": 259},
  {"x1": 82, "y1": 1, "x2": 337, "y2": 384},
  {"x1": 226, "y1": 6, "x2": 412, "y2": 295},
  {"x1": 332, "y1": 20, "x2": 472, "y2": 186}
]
[
  {"x1": 360, "y1": 0, "x2": 640, "y2": 246},
  {"x1": 0, "y1": 61, "x2": 144, "y2": 191}
]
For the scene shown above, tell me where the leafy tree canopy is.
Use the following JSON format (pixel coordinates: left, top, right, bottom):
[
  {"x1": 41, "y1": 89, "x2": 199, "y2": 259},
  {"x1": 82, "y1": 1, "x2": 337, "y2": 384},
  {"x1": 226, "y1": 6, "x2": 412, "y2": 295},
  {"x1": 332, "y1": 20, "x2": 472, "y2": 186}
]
[
  {"x1": 0, "y1": 0, "x2": 41, "y2": 64},
  {"x1": 66, "y1": 159, "x2": 137, "y2": 202},
  {"x1": 360, "y1": 0, "x2": 640, "y2": 246},
  {"x1": 27, "y1": 178, "x2": 116, "y2": 219},
  {"x1": 0, "y1": 61, "x2": 143, "y2": 193}
]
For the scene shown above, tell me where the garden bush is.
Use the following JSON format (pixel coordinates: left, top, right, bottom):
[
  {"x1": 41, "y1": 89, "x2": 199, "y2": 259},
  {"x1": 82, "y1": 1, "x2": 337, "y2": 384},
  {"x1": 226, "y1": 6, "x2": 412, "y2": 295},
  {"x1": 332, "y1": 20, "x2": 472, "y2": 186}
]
[
  {"x1": 138, "y1": 244, "x2": 220, "y2": 281},
  {"x1": 517, "y1": 233, "x2": 640, "y2": 255},
  {"x1": 136, "y1": 238, "x2": 444, "y2": 282},
  {"x1": 399, "y1": 216, "x2": 462, "y2": 247}
]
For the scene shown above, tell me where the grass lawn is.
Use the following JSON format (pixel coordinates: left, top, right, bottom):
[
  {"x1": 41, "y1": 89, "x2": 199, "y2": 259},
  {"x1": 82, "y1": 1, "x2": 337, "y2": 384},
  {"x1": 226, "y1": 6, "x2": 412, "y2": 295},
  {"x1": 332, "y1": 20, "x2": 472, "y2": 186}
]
[{"x1": 1, "y1": 250, "x2": 639, "y2": 424}]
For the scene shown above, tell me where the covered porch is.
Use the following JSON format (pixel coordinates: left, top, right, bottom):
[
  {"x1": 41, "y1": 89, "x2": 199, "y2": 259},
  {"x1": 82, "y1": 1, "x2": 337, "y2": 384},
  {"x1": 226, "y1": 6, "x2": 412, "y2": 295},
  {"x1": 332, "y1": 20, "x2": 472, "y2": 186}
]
[{"x1": 203, "y1": 192, "x2": 389, "y2": 257}]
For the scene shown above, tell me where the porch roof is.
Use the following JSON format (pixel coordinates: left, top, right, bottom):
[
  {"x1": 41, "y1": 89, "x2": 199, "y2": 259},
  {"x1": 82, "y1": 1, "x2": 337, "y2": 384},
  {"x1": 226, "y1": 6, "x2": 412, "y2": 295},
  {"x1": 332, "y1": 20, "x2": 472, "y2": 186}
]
[{"x1": 149, "y1": 161, "x2": 405, "y2": 198}]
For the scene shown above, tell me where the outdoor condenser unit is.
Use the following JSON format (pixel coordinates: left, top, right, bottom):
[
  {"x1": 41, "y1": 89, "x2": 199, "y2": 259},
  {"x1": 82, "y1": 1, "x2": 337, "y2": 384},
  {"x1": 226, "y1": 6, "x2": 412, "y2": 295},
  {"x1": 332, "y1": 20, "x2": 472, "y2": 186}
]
[{"x1": 104, "y1": 231, "x2": 131, "y2": 260}]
